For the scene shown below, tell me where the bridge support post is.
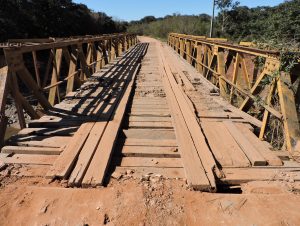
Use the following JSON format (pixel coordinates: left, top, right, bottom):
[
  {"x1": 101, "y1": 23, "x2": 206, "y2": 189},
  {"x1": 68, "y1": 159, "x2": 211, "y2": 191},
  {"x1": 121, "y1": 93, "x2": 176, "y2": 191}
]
[{"x1": 186, "y1": 41, "x2": 192, "y2": 64}]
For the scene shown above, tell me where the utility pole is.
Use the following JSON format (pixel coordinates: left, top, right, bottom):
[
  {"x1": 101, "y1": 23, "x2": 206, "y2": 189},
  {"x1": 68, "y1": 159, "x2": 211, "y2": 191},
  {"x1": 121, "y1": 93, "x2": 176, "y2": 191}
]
[{"x1": 209, "y1": 0, "x2": 216, "y2": 38}]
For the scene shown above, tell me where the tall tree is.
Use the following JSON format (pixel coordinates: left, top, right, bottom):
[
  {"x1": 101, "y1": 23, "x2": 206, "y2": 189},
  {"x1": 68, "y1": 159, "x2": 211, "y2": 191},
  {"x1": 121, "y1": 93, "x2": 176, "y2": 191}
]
[{"x1": 216, "y1": 0, "x2": 240, "y2": 34}]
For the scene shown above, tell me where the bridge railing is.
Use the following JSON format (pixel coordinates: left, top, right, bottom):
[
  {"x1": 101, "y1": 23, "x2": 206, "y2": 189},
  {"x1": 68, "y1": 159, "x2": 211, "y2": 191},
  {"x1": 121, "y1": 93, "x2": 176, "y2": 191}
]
[
  {"x1": 168, "y1": 33, "x2": 300, "y2": 156},
  {"x1": 0, "y1": 33, "x2": 137, "y2": 147}
]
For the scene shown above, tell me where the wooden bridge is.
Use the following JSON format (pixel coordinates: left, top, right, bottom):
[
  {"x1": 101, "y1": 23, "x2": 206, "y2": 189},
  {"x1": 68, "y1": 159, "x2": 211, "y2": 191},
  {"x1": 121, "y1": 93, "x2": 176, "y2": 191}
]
[{"x1": 1, "y1": 33, "x2": 300, "y2": 192}]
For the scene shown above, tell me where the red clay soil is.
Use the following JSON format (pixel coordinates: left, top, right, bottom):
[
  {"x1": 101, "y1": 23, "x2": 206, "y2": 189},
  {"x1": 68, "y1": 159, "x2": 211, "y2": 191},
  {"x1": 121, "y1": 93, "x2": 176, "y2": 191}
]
[{"x1": 1, "y1": 173, "x2": 300, "y2": 226}]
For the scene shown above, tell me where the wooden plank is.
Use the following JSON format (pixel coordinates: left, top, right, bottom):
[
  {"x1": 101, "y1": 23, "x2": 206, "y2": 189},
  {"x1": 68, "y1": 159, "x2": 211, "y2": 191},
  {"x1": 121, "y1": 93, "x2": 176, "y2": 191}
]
[
  {"x1": 130, "y1": 105, "x2": 169, "y2": 110},
  {"x1": 128, "y1": 121, "x2": 173, "y2": 129},
  {"x1": 121, "y1": 145, "x2": 180, "y2": 158},
  {"x1": 129, "y1": 116, "x2": 171, "y2": 122},
  {"x1": 9, "y1": 136, "x2": 70, "y2": 148},
  {"x1": 28, "y1": 119, "x2": 83, "y2": 128},
  {"x1": 67, "y1": 122, "x2": 106, "y2": 187},
  {"x1": 46, "y1": 123, "x2": 94, "y2": 179},
  {"x1": 3, "y1": 154, "x2": 57, "y2": 165},
  {"x1": 160, "y1": 46, "x2": 217, "y2": 191},
  {"x1": 123, "y1": 129, "x2": 176, "y2": 140},
  {"x1": 114, "y1": 166, "x2": 185, "y2": 179},
  {"x1": 116, "y1": 157, "x2": 182, "y2": 168},
  {"x1": 236, "y1": 123, "x2": 283, "y2": 166},
  {"x1": 161, "y1": 67, "x2": 213, "y2": 189},
  {"x1": 1, "y1": 146, "x2": 62, "y2": 155},
  {"x1": 124, "y1": 139, "x2": 177, "y2": 147},
  {"x1": 222, "y1": 167, "x2": 300, "y2": 184},
  {"x1": 129, "y1": 112, "x2": 171, "y2": 117},
  {"x1": 201, "y1": 121, "x2": 250, "y2": 167},
  {"x1": 17, "y1": 127, "x2": 77, "y2": 137},
  {"x1": 81, "y1": 62, "x2": 142, "y2": 187},
  {"x1": 223, "y1": 121, "x2": 267, "y2": 166}
]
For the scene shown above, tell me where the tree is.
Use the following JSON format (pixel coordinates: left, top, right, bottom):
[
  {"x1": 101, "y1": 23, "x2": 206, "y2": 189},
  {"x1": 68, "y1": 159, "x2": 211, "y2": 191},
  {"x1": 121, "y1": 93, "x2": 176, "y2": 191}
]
[{"x1": 216, "y1": 0, "x2": 240, "y2": 34}]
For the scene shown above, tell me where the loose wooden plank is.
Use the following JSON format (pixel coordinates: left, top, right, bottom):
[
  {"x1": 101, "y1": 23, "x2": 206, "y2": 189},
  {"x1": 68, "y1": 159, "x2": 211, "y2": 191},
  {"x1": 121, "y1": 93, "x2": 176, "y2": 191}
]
[
  {"x1": 236, "y1": 123, "x2": 283, "y2": 166},
  {"x1": 201, "y1": 121, "x2": 250, "y2": 167},
  {"x1": 116, "y1": 157, "x2": 182, "y2": 168},
  {"x1": 223, "y1": 121, "x2": 267, "y2": 166},
  {"x1": 1, "y1": 146, "x2": 62, "y2": 155},
  {"x1": 120, "y1": 145, "x2": 180, "y2": 158},
  {"x1": 160, "y1": 63, "x2": 213, "y2": 190},
  {"x1": 46, "y1": 123, "x2": 94, "y2": 179},
  {"x1": 82, "y1": 62, "x2": 142, "y2": 187},
  {"x1": 68, "y1": 122, "x2": 107, "y2": 186},
  {"x1": 160, "y1": 45, "x2": 217, "y2": 191},
  {"x1": 3, "y1": 154, "x2": 57, "y2": 165},
  {"x1": 222, "y1": 167, "x2": 300, "y2": 184},
  {"x1": 114, "y1": 166, "x2": 185, "y2": 179}
]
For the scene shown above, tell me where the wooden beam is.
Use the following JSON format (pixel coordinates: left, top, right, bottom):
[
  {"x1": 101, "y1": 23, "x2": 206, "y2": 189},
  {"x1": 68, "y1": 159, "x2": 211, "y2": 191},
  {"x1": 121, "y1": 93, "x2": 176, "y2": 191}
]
[
  {"x1": 277, "y1": 72, "x2": 300, "y2": 154},
  {"x1": 49, "y1": 48, "x2": 63, "y2": 106},
  {"x1": 0, "y1": 66, "x2": 9, "y2": 147},
  {"x1": 17, "y1": 67, "x2": 52, "y2": 110}
]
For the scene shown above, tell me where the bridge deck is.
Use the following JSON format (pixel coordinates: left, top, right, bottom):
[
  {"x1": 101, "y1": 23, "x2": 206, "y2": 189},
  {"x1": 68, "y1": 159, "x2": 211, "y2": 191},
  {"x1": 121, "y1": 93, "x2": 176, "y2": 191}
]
[{"x1": 1, "y1": 37, "x2": 299, "y2": 191}]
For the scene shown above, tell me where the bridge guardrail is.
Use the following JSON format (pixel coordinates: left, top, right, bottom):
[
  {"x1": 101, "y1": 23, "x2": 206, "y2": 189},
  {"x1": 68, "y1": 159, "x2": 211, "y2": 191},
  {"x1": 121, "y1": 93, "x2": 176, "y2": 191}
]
[
  {"x1": 168, "y1": 33, "x2": 300, "y2": 156},
  {"x1": 0, "y1": 33, "x2": 137, "y2": 147}
]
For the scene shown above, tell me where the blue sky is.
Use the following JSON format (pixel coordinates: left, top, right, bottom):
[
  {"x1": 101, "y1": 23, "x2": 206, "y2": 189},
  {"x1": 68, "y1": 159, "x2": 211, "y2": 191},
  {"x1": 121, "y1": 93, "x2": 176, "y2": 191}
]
[{"x1": 73, "y1": 0, "x2": 285, "y2": 21}]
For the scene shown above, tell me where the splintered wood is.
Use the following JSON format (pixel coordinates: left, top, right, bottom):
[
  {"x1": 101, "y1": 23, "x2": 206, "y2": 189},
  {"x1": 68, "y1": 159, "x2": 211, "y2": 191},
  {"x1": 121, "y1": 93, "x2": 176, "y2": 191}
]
[{"x1": 1, "y1": 37, "x2": 300, "y2": 192}]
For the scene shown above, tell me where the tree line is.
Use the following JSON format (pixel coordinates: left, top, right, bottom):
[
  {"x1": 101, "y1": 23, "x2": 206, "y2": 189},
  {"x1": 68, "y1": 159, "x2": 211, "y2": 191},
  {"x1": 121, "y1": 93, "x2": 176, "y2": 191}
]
[
  {"x1": 0, "y1": 0, "x2": 128, "y2": 42},
  {"x1": 127, "y1": 0, "x2": 300, "y2": 45}
]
